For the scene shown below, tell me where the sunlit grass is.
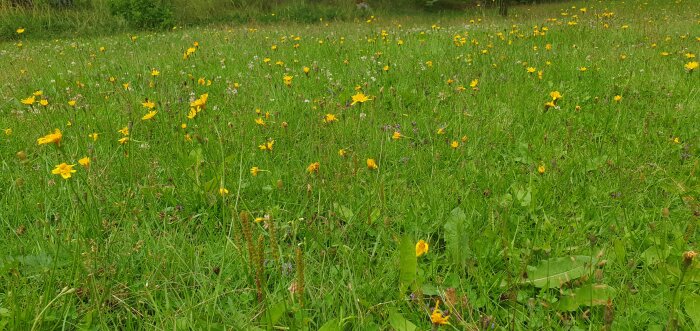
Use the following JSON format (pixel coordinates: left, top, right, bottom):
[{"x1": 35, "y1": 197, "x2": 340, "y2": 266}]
[{"x1": 0, "y1": 1, "x2": 699, "y2": 329}]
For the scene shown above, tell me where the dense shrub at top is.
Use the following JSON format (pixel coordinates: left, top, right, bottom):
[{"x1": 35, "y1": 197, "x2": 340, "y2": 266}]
[{"x1": 108, "y1": 0, "x2": 174, "y2": 29}]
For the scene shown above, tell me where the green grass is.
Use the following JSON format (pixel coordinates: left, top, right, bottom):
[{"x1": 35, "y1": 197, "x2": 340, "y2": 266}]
[
  {"x1": 0, "y1": 0, "x2": 443, "y2": 41},
  {"x1": 1, "y1": 1, "x2": 699, "y2": 330}
]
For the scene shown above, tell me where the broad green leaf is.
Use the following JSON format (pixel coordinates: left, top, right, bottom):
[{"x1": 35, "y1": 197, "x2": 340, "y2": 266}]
[
  {"x1": 685, "y1": 293, "x2": 700, "y2": 329},
  {"x1": 388, "y1": 311, "x2": 416, "y2": 331},
  {"x1": 685, "y1": 264, "x2": 700, "y2": 282},
  {"x1": 318, "y1": 318, "x2": 341, "y2": 331},
  {"x1": 524, "y1": 256, "x2": 597, "y2": 289},
  {"x1": 399, "y1": 236, "x2": 417, "y2": 293},
  {"x1": 333, "y1": 203, "x2": 354, "y2": 221},
  {"x1": 369, "y1": 208, "x2": 381, "y2": 224},
  {"x1": 443, "y1": 207, "x2": 468, "y2": 267},
  {"x1": 556, "y1": 284, "x2": 616, "y2": 311},
  {"x1": 266, "y1": 302, "x2": 286, "y2": 326},
  {"x1": 515, "y1": 186, "x2": 531, "y2": 207},
  {"x1": 585, "y1": 155, "x2": 607, "y2": 172},
  {"x1": 77, "y1": 309, "x2": 94, "y2": 331},
  {"x1": 640, "y1": 246, "x2": 671, "y2": 265},
  {"x1": 613, "y1": 239, "x2": 626, "y2": 263},
  {"x1": 421, "y1": 283, "x2": 439, "y2": 296},
  {"x1": 203, "y1": 176, "x2": 220, "y2": 193}
]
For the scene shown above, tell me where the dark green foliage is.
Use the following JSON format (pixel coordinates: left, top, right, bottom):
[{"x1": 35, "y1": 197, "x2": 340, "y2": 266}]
[
  {"x1": 108, "y1": 0, "x2": 174, "y2": 29},
  {"x1": 4, "y1": 0, "x2": 90, "y2": 8}
]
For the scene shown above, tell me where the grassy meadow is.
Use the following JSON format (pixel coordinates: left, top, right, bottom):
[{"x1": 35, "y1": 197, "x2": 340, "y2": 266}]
[{"x1": 1, "y1": 1, "x2": 699, "y2": 330}]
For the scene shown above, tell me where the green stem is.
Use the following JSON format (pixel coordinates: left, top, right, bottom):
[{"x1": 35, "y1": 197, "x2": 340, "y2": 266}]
[{"x1": 667, "y1": 265, "x2": 689, "y2": 331}]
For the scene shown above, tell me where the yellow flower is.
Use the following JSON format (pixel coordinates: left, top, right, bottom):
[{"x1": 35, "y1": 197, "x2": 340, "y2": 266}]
[
  {"x1": 673, "y1": 137, "x2": 680, "y2": 144},
  {"x1": 123, "y1": 83, "x2": 130, "y2": 90},
  {"x1": 255, "y1": 117, "x2": 266, "y2": 126},
  {"x1": 578, "y1": 67, "x2": 587, "y2": 72},
  {"x1": 550, "y1": 91, "x2": 562, "y2": 101},
  {"x1": 430, "y1": 300, "x2": 450, "y2": 325},
  {"x1": 118, "y1": 137, "x2": 129, "y2": 144},
  {"x1": 183, "y1": 47, "x2": 196, "y2": 59},
  {"x1": 538, "y1": 164, "x2": 546, "y2": 174},
  {"x1": 68, "y1": 100, "x2": 77, "y2": 107},
  {"x1": 323, "y1": 113, "x2": 338, "y2": 123},
  {"x1": 21, "y1": 96, "x2": 35, "y2": 105},
  {"x1": 416, "y1": 240, "x2": 429, "y2": 257},
  {"x1": 613, "y1": 95, "x2": 622, "y2": 102},
  {"x1": 366, "y1": 158, "x2": 378, "y2": 170},
  {"x1": 142, "y1": 100, "x2": 156, "y2": 109},
  {"x1": 39, "y1": 99, "x2": 49, "y2": 106},
  {"x1": 450, "y1": 141, "x2": 459, "y2": 149},
  {"x1": 436, "y1": 128, "x2": 445, "y2": 135},
  {"x1": 283, "y1": 75, "x2": 293, "y2": 87},
  {"x1": 151, "y1": 69, "x2": 160, "y2": 76},
  {"x1": 187, "y1": 108, "x2": 198, "y2": 119},
  {"x1": 526, "y1": 67, "x2": 536, "y2": 73},
  {"x1": 544, "y1": 101, "x2": 556, "y2": 109},
  {"x1": 89, "y1": 132, "x2": 98, "y2": 141},
  {"x1": 16, "y1": 28, "x2": 25, "y2": 34},
  {"x1": 118, "y1": 127, "x2": 129, "y2": 136},
  {"x1": 338, "y1": 149, "x2": 347, "y2": 157},
  {"x1": 303, "y1": 66, "x2": 310, "y2": 74},
  {"x1": 392, "y1": 131, "x2": 402, "y2": 140},
  {"x1": 259, "y1": 140, "x2": 275, "y2": 151},
  {"x1": 307, "y1": 162, "x2": 320, "y2": 174},
  {"x1": 78, "y1": 157, "x2": 90, "y2": 167},
  {"x1": 52, "y1": 163, "x2": 76, "y2": 179},
  {"x1": 685, "y1": 61, "x2": 699, "y2": 72},
  {"x1": 142, "y1": 110, "x2": 157, "y2": 120},
  {"x1": 219, "y1": 187, "x2": 229, "y2": 196},
  {"x1": 190, "y1": 93, "x2": 209, "y2": 108},
  {"x1": 3, "y1": 128, "x2": 11, "y2": 136},
  {"x1": 351, "y1": 92, "x2": 372, "y2": 105},
  {"x1": 469, "y1": 79, "x2": 479, "y2": 89},
  {"x1": 250, "y1": 167, "x2": 260, "y2": 176},
  {"x1": 181, "y1": 123, "x2": 187, "y2": 129},
  {"x1": 37, "y1": 129, "x2": 62, "y2": 146},
  {"x1": 383, "y1": 65, "x2": 390, "y2": 71}
]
